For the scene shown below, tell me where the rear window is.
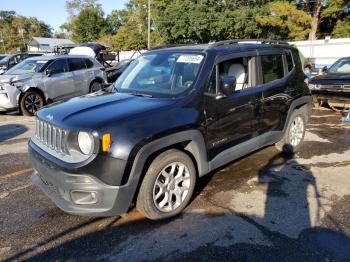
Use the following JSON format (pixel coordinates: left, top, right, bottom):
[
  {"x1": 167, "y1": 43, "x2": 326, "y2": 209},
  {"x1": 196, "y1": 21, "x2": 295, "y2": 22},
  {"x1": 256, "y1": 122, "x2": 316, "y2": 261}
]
[
  {"x1": 84, "y1": 58, "x2": 94, "y2": 68},
  {"x1": 68, "y1": 58, "x2": 86, "y2": 71},
  {"x1": 261, "y1": 55, "x2": 284, "y2": 84}
]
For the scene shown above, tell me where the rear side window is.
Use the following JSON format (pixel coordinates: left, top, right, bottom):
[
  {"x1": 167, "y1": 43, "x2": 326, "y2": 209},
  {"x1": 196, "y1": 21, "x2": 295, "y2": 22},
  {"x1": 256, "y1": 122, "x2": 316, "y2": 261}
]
[
  {"x1": 261, "y1": 55, "x2": 284, "y2": 84},
  {"x1": 68, "y1": 58, "x2": 86, "y2": 71},
  {"x1": 84, "y1": 58, "x2": 94, "y2": 68},
  {"x1": 286, "y1": 52, "x2": 294, "y2": 72}
]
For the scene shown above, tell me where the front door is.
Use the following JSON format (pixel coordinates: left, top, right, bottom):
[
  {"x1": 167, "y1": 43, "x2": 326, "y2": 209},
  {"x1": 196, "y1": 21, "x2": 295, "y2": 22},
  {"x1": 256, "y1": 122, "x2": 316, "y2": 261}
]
[{"x1": 204, "y1": 54, "x2": 262, "y2": 160}]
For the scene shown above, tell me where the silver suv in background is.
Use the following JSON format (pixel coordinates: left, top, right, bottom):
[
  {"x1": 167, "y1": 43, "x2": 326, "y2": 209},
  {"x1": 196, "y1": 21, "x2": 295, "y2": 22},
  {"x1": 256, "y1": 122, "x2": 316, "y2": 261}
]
[{"x1": 0, "y1": 55, "x2": 107, "y2": 115}]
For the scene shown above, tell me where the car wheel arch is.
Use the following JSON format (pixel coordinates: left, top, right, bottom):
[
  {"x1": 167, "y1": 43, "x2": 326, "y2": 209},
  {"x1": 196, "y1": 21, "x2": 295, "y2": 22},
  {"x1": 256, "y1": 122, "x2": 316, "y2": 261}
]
[
  {"x1": 282, "y1": 96, "x2": 312, "y2": 133},
  {"x1": 18, "y1": 87, "x2": 47, "y2": 105},
  {"x1": 119, "y1": 130, "x2": 210, "y2": 208}
]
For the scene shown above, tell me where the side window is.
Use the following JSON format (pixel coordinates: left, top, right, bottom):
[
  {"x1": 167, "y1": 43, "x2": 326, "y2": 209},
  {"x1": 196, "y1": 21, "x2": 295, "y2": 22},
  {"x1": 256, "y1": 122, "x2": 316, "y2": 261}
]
[
  {"x1": 47, "y1": 59, "x2": 69, "y2": 74},
  {"x1": 261, "y1": 55, "x2": 284, "y2": 84},
  {"x1": 85, "y1": 58, "x2": 94, "y2": 68},
  {"x1": 68, "y1": 58, "x2": 86, "y2": 71},
  {"x1": 207, "y1": 56, "x2": 251, "y2": 94},
  {"x1": 286, "y1": 52, "x2": 294, "y2": 72}
]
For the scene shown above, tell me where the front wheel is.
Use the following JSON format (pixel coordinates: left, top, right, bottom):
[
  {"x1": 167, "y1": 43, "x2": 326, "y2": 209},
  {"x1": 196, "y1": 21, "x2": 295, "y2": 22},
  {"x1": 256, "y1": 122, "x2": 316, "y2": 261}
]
[
  {"x1": 136, "y1": 149, "x2": 196, "y2": 220},
  {"x1": 275, "y1": 110, "x2": 306, "y2": 154},
  {"x1": 20, "y1": 90, "x2": 44, "y2": 116}
]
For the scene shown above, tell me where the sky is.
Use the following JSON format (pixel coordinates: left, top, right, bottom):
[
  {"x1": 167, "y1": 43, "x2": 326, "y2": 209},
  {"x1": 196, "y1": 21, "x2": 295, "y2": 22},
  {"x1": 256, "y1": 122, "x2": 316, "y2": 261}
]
[{"x1": 0, "y1": 0, "x2": 128, "y2": 31}]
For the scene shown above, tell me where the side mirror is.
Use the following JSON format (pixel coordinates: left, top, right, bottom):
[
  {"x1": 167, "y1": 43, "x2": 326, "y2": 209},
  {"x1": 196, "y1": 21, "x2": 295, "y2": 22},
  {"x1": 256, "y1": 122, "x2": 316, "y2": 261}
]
[
  {"x1": 220, "y1": 76, "x2": 236, "y2": 96},
  {"x1": 46, "y1": 69, "x2": 54, "y2": 77},
  {"x1": 322, "y1": 66, "x2": 328, "y2": 73}
]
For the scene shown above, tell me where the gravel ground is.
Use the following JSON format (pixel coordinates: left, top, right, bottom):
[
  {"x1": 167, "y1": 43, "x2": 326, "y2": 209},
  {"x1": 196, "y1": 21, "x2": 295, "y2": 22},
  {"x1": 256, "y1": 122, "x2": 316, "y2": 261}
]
[{"x1": 0, "y1": 108, "x2": 350, "y2": 262}]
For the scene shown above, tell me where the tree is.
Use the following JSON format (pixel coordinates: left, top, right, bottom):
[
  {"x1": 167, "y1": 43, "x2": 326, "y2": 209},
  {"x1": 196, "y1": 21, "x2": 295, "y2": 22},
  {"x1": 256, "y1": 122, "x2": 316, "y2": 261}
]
[
  {"x1": 65, "y1": 0, "x2": 100, "y2": 17},
  {"x1": 332, "y1": 17, "x2": 350, "y2": 37},
  {"x1": 71, "y1": 6, "x2": 109, "y2": 43},
  {"x1": 257, "y1": 1, "x2": 312, "y2": 40},
  {"x1": 0, "y1": 11, "x2": 52, "y2": 53},
  {"x1": 297, "y1": 0, "x2": 350, "y2": 39}
]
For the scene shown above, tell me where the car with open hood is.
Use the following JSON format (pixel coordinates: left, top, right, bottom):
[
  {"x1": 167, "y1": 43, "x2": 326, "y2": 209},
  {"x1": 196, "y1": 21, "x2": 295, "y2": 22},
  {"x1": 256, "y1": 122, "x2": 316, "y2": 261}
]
[{"x1": 309, "y1": 57, "x2": 350, "y2": 108}]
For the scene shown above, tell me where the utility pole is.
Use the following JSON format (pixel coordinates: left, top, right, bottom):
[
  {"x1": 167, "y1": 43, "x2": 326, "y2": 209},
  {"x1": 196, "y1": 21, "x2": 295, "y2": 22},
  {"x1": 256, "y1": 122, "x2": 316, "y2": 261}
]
[{"x1": 147, "y1": 0, "x2": 151, "y2": 49}]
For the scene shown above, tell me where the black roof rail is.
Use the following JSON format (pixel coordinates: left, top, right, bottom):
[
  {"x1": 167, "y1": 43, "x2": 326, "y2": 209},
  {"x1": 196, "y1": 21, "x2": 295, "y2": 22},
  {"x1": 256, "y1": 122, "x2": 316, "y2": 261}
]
[
  {"x1": 149, "y1": 44, "x2": 195, "y2": 50},
  {"x1": 209, "y1": 39, "x2": 290, "y2": 48}
]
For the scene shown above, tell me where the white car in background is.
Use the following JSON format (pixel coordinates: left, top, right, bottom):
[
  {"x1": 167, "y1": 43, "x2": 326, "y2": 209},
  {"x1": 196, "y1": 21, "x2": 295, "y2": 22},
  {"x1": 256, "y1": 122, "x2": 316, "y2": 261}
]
[{"x1": 0, "y1": 55, "x2": 107, "y2": 116}]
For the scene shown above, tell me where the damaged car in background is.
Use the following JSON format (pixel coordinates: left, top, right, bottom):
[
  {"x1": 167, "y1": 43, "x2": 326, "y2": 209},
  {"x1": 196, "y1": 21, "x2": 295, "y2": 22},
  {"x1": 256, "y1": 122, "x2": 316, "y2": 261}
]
[
  {"x1": 309, "y1": 57, "x2": 350, "y2": 109},
  {"x1": 0, "y1": 55, "x2": 107, "y2": 115}
]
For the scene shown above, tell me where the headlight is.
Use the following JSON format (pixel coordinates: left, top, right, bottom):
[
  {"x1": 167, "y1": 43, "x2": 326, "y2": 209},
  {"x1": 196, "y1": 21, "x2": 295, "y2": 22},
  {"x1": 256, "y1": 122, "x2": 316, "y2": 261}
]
[{"x1": 77, "y1": 132, "x2": 94, "y2": 155}]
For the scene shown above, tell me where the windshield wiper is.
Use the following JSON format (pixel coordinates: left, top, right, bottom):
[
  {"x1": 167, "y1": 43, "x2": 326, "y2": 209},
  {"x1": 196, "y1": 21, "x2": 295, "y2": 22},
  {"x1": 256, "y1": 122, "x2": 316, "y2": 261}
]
[{"x1": 129, "y1": 92, "x2": 153, "y2": 98}]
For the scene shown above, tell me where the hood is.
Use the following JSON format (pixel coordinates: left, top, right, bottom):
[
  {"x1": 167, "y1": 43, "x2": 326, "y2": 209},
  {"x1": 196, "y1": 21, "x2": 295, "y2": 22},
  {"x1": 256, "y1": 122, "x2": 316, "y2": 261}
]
[
  {"x1": 311, "y1": 73, "x2": 350, "y2": 85},
  {"x1": 36, "y1": 92, "x2": 177, "y2": 130},
  {"x1": 0, "y1": 73, "x2": 38, "y2": 84}
]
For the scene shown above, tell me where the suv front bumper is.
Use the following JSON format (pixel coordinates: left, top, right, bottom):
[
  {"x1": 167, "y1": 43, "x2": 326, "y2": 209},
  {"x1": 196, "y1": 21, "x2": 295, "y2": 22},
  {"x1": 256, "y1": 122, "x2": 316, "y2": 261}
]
[
  {"x1": 29, "y1": 143, "x2": 134, "y2": 217},
  {"x1": 0, "y1": 84, "x2": 20, "y2": 112}
]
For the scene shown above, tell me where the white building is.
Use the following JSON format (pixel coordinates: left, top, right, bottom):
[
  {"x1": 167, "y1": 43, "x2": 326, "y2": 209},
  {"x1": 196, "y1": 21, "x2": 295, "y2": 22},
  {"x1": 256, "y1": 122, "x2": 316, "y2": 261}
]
[
  {"x1": 27, "y1": 37, "x2": 75, "y2": 53},
  {"x1": 290, "y1": 38, "x2": 350, "y2": 69}
]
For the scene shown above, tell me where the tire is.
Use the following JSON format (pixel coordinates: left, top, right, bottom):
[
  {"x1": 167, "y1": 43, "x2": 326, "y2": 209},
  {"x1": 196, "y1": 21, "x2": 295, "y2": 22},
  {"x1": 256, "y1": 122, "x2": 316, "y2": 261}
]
[
  {"x1": 136, "y1": 149, "x2": 196, "y2": 220},
  {"x1": 20, "y1": 90, "x2": 44, "y2": 116},
  {"x1": 275, "y1": 110, "x2": 306, "y2": 154},
  {"x1": 89, "y1": 81, "x2": 102, "y2": 93}
]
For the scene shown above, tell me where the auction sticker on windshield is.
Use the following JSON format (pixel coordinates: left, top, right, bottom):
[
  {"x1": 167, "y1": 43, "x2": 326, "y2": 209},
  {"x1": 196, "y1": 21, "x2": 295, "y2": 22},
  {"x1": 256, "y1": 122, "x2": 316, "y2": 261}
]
[{"x1": 177, "y1": 55, "x2": 204, "y2": 64}]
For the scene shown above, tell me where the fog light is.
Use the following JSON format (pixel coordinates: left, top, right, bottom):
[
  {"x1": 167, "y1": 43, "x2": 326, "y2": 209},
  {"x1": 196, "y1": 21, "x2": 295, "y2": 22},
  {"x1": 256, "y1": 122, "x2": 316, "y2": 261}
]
[{"x1": 70, "y1": 190, "x2": 98, "y2": 205}]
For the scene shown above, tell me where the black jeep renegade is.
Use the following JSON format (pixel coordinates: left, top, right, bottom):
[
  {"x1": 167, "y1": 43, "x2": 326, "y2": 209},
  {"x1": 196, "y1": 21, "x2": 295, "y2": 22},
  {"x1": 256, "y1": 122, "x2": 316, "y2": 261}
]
[{"x1": 29, "y1": 40, "x2": 312, "y2": 220}]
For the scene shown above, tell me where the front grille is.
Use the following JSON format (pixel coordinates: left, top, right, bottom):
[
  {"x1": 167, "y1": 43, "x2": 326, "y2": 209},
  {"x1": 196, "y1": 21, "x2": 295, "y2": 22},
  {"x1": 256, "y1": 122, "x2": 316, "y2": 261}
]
[{"x1": 35, "y1": 118, "x2": 68, "y2": 154}]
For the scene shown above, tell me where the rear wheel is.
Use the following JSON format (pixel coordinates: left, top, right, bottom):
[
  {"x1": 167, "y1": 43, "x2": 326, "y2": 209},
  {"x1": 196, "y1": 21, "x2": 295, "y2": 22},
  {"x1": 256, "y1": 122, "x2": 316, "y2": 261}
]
[
  {"x1": 89, "y1": 81, "x2": 102, "y2": 93},
  {"x1": 20, "y1": 90, "x2": 44, "y2": 116},
  {"x1": 136, "y1": 149, "x2": 196, "y2": 220},
  {"x1": 275, "y1": 110, "x2": 306, "y2": 154}
]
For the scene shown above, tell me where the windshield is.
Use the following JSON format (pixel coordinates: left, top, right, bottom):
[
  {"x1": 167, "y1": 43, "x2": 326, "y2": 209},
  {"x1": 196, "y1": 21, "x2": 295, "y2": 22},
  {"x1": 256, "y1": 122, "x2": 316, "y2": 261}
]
[
  {"x1": 0, "y1": 56, "x2": 7, "y2": 62},
  {"x1": 328, "y1": 58, "x2": 350, "y2": 74},
  {"x1": 5, "y1": 59, "x2": 49, "y2": 75},
  {"x1": 113, "y1": 52, "x2": 204, "y2": 97}
]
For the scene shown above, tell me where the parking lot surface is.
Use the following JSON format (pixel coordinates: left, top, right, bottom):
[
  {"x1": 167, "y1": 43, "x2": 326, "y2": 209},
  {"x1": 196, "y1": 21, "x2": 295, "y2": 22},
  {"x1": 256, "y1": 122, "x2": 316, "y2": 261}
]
[{"x1": 1, "y1": 109, "x2": 350, "y2": 261}]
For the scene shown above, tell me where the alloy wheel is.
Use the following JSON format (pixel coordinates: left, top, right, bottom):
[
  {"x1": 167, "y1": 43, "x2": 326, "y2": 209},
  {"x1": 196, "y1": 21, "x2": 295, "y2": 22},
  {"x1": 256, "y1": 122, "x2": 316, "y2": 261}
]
[
  {"x1": 289, "y1": 116, "x2": 304, "y2": 147},
  {"x1": 24, "y1": 94, "x2": 43, "y2": 114},
  {"x1": 153, "y1": 162, "x2": 191, "y2": 213}
]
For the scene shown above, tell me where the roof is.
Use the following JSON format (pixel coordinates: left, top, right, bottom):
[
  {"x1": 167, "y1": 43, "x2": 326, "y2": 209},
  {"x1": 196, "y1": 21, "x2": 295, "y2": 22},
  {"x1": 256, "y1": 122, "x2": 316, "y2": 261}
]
[
  {"x1": 29, "y1": 37, "x2": 75, "y2": 47},
  {"x1": 148, "y1": 40, "x2": 293, "y2": 55},
  {"x1": 26, "y1": 54, "x2": 94, "y2": 61}
]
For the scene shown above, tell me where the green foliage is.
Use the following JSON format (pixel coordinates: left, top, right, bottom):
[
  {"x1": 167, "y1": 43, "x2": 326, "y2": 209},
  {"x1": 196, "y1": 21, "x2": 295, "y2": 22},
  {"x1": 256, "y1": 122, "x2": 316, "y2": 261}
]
[
  {"x1": 332, "y1": 17, "x2": 350, "y2": 37},
  {"x1": 71, "y1": 6, "x2": 109, "y2": 43},
  {"x1": 0, "y1": 11, "x2": 52, "y2": 53},
  {"x1": 257, "y1": 1, "x2": 312, "y2": 40}
]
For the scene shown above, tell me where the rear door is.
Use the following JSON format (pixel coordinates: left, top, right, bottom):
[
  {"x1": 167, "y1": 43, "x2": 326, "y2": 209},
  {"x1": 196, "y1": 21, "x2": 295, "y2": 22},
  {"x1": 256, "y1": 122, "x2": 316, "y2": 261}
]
[
  {"x1": 83, "y1": 58, "x2": 99, "y2": 93},
  {"x1": 68, "y1": 57, "x2": 89, "y2": 95},
  {"x1": 257, "y1": 50, "x2": 291, "y2": 134},
  {"x1": 43, "y1": 58, "x2": 75, "y2": 100},
  {"x1": 204, "y1": 51, "x2": 262, "y2": 161}
]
